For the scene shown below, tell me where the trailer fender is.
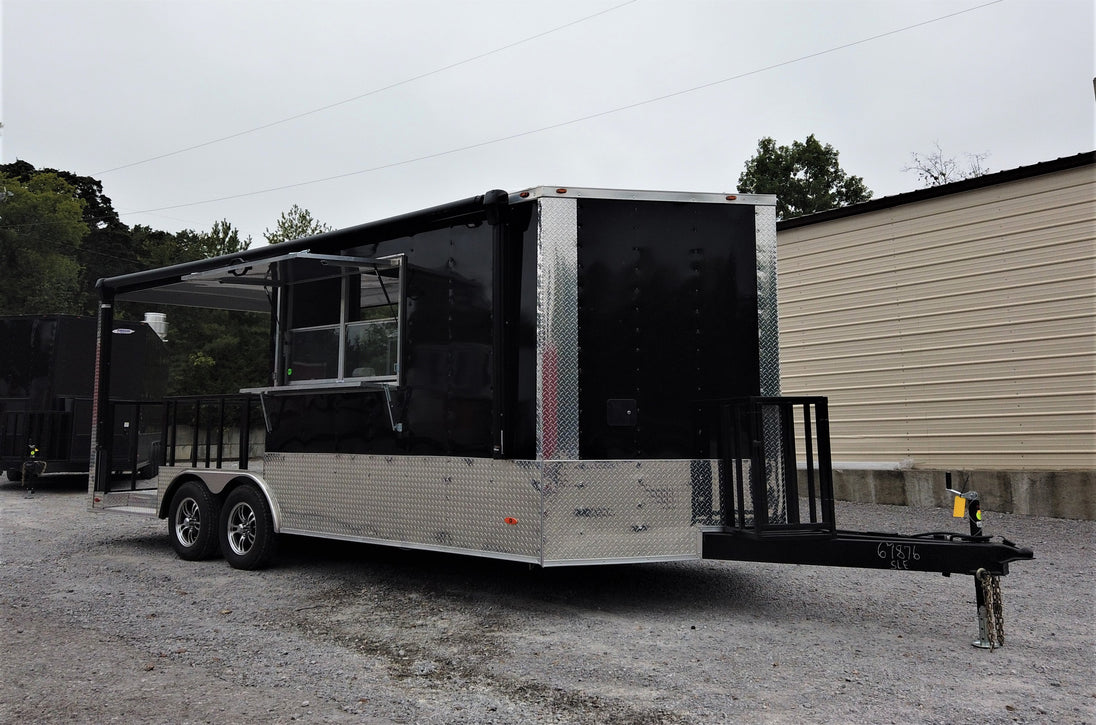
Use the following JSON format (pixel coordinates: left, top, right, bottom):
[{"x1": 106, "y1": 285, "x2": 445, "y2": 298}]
[{"x1": 159, "y1": 470, "x2": 282, "y2": 533}]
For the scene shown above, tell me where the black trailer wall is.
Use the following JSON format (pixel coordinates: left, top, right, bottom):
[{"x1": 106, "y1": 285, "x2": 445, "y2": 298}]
[
  {"x1": 0, "y1": 315, "x2": 166, "y2": 472},
  {"x1": 0, "y1": 316, "x2": 37, "y2": 404},
  {"x1": 0, "y1": 315, "x2": 165, "y2": 409},
  {"x1": 94, "y1": 190, "x2": 771, "y2": 467},
  {"x1": 264, "y1": 219, "x2": 515, "y2": 457},
  {"x1": 260, "y1": 196, "x2": 764, "y2": 462},
  {"x1": 574, "y1": 199, "x2": 761, "y2": 459}
]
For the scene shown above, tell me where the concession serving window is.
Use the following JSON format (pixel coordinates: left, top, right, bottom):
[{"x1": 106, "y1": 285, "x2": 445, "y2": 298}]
[
  {"x1": 171, "y1": 251, "x2": 406, "y2": 389},
  {"x1": 281, "y1": 254, "x2": 404, "y2": 386}
]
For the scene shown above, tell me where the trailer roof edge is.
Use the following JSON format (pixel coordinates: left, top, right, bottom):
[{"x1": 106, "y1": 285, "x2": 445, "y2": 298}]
[
  {"x1": 777, "y1": 150, "x2": 1095, "y2": 231},
  {"x1": 508, "y1": 186, "x2": 776, "y2": 206}
]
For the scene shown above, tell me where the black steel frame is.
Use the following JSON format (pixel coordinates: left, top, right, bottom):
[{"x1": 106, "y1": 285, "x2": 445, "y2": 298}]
[
  {"x1": 0, "y1": 410, "x2": 72, "y2": 466},
  {"x1": 161, "y1": 394, "x2": 260, "y2": 470},
  {"x1": 113, "y1": 399, "x2": 159, "y2": 489},
  {"x1": 715, "y1": 396, "x2": 835, "y2": 533}
]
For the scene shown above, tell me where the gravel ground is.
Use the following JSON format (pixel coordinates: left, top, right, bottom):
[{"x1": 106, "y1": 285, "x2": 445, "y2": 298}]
[{"x1": 1, "y1": 475, "x2": 1093, "y2": 724}]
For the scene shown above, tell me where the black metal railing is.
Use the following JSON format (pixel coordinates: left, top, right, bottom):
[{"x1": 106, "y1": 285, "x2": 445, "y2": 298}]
[
  {"x1": 162, "y1": 394, "x2": 262, "y2": 470},
  {"x1": 696, "y1": 397, "x2": 835, "y2": 534},
  {"x1": 109, "y1": 400, "x2": 164, "y2": 491},
  {"x1": 1, "y1": 410, "x2": 73, "y2": 463}
]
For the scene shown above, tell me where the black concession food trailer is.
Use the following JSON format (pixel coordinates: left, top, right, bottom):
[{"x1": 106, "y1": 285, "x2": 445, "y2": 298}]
[{"x1": 88, "y1": 187, "x2": 1029, "y2": 644}]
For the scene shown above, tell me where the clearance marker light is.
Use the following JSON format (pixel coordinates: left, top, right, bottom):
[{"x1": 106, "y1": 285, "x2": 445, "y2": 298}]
[
  {"x1": 725, "y1": 195, "x2": 738, "y2": 201},
  {"x1": 504, "y1": 517, "x2": 519, "y2": 525}
]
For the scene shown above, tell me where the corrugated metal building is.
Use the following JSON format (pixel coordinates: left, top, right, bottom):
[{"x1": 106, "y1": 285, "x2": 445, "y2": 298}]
[{"x1": 777, "y1": 151, "x2": 1095, "y2": 519}]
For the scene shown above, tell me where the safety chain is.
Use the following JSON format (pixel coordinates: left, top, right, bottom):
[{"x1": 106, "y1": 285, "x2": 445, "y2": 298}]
[
  {"x1": 978, "y1": 569, "x2": 1005, "y2": 649},
  {"x1": 991, "y1": 574, "x2": 1005, "y2": 646}
]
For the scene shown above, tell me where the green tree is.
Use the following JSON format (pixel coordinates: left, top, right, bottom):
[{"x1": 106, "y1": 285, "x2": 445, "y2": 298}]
[
  {"x1": 1, "y1": 160, "x2": 139, "y2": 313},
  {"x1": 134, "y1": 219, "x2": 266, "y2": 395},
  {"x1": 195, "y1": 218, "x2": 252, "y2": 258},
  {"x1": 0, "y1": 159, "x2": 268, "y2": 395},
  {"x1": 130, "y1": 224, "x2": 186, "y2": 269},
  {"x1": 264, "y1": 204, "x2": 333, "y2": 244},
  {"x1": 130, "y1": 219, "x2": 251, "y2": 269},
  {"x1": 164, "y1": 308, "x2": 269, "y2": 395},
  {"x1": 0, "y1": 171, "x2": 89, "y2": 314},
  {"x1": 737, "y1": 134, "x2": 872, "y2": 219}
]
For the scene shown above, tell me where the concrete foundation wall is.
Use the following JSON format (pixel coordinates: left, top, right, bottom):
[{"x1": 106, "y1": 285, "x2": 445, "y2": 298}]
[{"x1": 826, "y1": 468, "x2": 1096, "y2": 521}]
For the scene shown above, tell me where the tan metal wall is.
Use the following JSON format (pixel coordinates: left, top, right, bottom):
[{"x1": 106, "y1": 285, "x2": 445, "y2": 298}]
[{"x1": 777, "y1": 163, "x2": 1096, "y2": 470}]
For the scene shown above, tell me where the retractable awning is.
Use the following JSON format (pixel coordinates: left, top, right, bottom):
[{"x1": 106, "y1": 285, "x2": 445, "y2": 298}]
[
  {"x1": 117, "y1": 252, "x2": 398, "y2": 312},
  {"x1": 97, "y1": 190, "x2": 502, "y2": 310}
]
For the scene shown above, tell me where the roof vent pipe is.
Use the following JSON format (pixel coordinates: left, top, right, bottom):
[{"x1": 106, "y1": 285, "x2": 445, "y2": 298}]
[{"x1": 144, "y1": 312, "x2": 168, "y2": 342}]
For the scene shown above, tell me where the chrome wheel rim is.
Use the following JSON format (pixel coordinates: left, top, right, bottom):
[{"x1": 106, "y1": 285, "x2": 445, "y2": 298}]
[
  {"x1": 174, "y1": 497, "x2": 201, "y2": 548},
  {"x1": 226, "y1": 501, "x2": 256, "y2": 556}
]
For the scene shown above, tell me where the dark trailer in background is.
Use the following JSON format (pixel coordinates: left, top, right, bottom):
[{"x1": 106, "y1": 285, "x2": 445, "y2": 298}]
[
  {"x1": 0, "y1": 314, "x2": 166, "y2": 481},
  {"x1": 88, "y1": 188, "x2": 1029, "y2": 605}
]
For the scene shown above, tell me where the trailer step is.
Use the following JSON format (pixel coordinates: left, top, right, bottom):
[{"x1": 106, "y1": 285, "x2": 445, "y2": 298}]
[
  {"x1": 104, "y1": 505, "x2": 158, "y2": 516},
  {"x1": 92, "y1": 490, "x2": 157, "y2": 516}
]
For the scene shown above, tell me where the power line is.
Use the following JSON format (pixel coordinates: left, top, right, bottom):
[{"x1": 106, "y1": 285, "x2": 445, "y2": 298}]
[
  {"x1": 120, "y1": 0, "x2": 1007, "y2": 218},
  {"x1": 0, "y1": 227, "x2": 146, "y2": 267},
  {"x1": 92, "y1": 0, "x2": 639, "y2": 176}
]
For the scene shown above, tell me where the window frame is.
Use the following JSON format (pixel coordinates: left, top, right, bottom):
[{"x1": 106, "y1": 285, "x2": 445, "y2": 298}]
[{"x1": 282, "y1": 254, "x2": 405, "y2": 387}]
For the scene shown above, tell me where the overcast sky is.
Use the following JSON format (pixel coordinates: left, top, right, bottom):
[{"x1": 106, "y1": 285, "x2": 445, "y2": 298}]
[{"x1": 3, "y1": 0, "x2": 1093, "y2": 245}]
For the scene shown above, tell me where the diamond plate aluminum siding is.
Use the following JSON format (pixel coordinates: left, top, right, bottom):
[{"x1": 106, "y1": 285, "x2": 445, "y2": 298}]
[
  {"x1": 258, "y1": 453, "x2": 712, "y2": 565},
  {"x1": 756, "y1": 204, "x2": 781, "y2": 397},
  {"x1": 536, "y1": 197, "x2": 580, "y2": 461}
]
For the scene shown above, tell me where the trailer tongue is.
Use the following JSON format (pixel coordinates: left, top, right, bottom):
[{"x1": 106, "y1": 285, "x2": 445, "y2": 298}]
[
  {"x1": 693, "y1": 395, "x2": 1031, "y2": 648},
  {"x1": 704, "y1": 529, "x2": 1031, "y2": 578},
  {"x1": 88, "y1": 187, "x2": 1031, "y2": 647},
  {"x1": 694, "y1": 396, "x2": 1030, "y2": 575}
]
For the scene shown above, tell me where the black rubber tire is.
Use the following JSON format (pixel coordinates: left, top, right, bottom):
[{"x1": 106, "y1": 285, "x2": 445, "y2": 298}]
[
  {"x1": 6, "y1": 469, "x2": 22, "y2": 482},
  {"x1": 219, "y1": 485, "x2": 277, "y2": 570},
  {"x1": 168, "y1": 480, "x2": 220, "y2": 561}
]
